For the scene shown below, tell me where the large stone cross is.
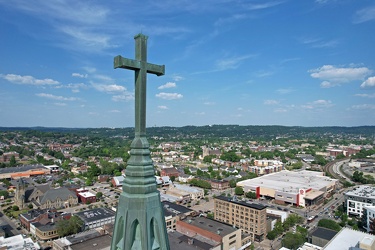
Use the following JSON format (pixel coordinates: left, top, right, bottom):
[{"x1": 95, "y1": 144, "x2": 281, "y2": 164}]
[{"x1": 114, "y1": 33, "x2": 165, "y2": 137}]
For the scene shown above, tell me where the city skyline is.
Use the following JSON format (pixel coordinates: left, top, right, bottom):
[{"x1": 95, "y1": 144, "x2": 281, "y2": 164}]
[{"x1": 1, "y1": 0, "x2": 374, "y2": 128}]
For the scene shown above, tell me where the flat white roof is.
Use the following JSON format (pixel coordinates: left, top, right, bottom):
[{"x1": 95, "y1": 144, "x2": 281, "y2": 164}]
[
  {"x1": 237, "y1": 170, "x2": 336, "y2": 193},
  {"x1": 345, "y1": 185, "x2": 375, "y2": 199},
  {"x1": 324, "y1": 227, "x2": 375, "y2": 250}
]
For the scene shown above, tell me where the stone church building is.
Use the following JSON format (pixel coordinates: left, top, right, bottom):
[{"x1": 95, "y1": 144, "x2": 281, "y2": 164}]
[{"x1": 14, "y1": 178, "x2": 78, "y2": 209}]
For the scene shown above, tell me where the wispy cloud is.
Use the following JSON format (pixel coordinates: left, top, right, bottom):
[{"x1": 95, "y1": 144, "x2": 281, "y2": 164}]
[
  {"x1": 215, "y1": 54, "x2": 255, "y2": 71},
  {"x1": 108, "y1": 109, "x2": 121, "y2": 113},
  {"x1": 112, "y1": 94, "x2": 134, "y2": 102},
  {"x1": 301, "y1": 99, "x2": 333, "y2": 110},
  {"x1": 92, "y1": 84, "x2": 126, "y2": 93},
  {"x1": 264, "y1": 100, "x2": 279, "y2": 105},
  {"x1": 1, "y1": 74, "x2": 59, "y2": 85},
  {"x1": 242, "y1": 1, "x2": 284, "y2": 10},
  {"x1": 349, "y1": 104, "x2": 375, "y2": 110},
  {"x1": 72, "y1": 73, "x2": 87, "y2": 78},
  {"x1": 203, "y1": 101, "x2": 216, "y2": 105},
  {"x1": 54, "y1": 102, "x2": 67, "y2": 106},
  {"x1": 55, "y1": 83, "x2": 87, "y2": 93},
  {"x1": 158, "y1": 105, "x2": 168, "y2": 109},
  {"x1": 299, "y1": 37, "x2": 338, "y2": 49},
  {"x1": 309, "y1": 65, "x2": 373, "y2": 88},
  {"x1": 171, "y1": 75, "x2": 184, "y2": 82},
  {"x1": 353, "y1": 6, "x2": 375, "y2": 24},
  {"x1": 355, "y1": 93, "x2": 375, "y2": 98},
  {"x1": 36, "y1": 93, "x2": 79, "y2": 101},
  {"x1": 360, "y1": 76, "x2": 375, "y2": 88},
  {"x1": 156, "y1": 92, "x2": 183, "y2": 100},
  {"x1": 158, "y1": 82, "x2": 176, "y2": 89}
]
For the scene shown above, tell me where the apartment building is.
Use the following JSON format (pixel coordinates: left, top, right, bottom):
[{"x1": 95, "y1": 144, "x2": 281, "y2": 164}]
[
  {"x1": 345, "y1": 185, "x2": 375, "y2": 217},
  {"x1": 214, "y1": 196, "x2": 267, "y2": 242}
]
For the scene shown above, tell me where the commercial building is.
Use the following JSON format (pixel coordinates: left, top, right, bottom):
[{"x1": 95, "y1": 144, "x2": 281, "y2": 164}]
[
  {"x1": 345, "y1": 185, "x2": 375, "y2": 217},
  {"x1": 237, "y1": 170, "x2": 337, "y2": 207},
  {"x1": 214, "y1": 196, "x2": 267, "y2": 242},
  {"x1": 324, "y1": 227, "x2": 375, "y2": 250},
  {"x1": 162, "y1": 201, "x2": 194, "y2": 231},
  {"x1": 75, "y1": 207, "x2": 116, "y2": 230},
  {"x1": 176, "y1": 215, "x2": 243, "y2": 250}
]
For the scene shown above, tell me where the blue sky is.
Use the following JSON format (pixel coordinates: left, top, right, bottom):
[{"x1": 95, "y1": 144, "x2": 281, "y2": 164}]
[{"x1": 1, "y1": 0, "x2": 374, "y2": 128}]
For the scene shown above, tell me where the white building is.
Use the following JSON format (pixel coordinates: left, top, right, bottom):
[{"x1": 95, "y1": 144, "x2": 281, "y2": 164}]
[
  {"x1": 324, "y1": 227, "x2": 375, "y2": 250},
  {"x1": 363, "y1": 205, "x2": 375, "y2": 233},
  {"x1": 344, "y1": 185, "x2": 375, "y2": 217},
  {"x1": 237, "y1": 170, "x2": 337, "y2": 207}
]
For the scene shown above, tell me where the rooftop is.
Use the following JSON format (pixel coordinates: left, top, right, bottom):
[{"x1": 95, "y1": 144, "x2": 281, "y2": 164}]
[
  {"x1": 182, "y1": 216, "x2": 238, "y2": 236},
  {"x1": 69, "y1": 234, "x2": 111, "y2": 250},
  {"x1": 345, "y1": 185, "x2": 375, "y2": 199},
  {"x1": 237, "y1": 170, "x2": 336, "y2": 194},
  {"x1": 324, "y1": 227, "x2": 375, "y2": 250},
  {"x1": 215, "y1": 195, "x2": 267, "y2": 210},
  {"x1": 76, "y1": 208, "x2": 116, "y2": 223},
  {"x1": 311, "y1": 227, "x2": 337, "y2": 241}
]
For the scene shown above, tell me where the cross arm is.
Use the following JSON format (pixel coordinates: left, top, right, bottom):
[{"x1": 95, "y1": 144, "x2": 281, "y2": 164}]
[
  {"x1": 114, "y1": 55, "x2": 140, "y2": 70},
  {"x1": 114, "y1": 55, "x2": 165, "y2": 76}
]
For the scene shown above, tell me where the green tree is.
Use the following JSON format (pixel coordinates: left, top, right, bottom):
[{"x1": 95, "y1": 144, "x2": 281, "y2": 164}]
[
  {"x1": 220, "y1": 151, "x2": 241, "y2": 162},
  {"x1": 0, "y1": 190, "x2": 9, "y2": 199},
  {"x1": 96, "y1": 192, "x2": 103, "y2": 199},
  {"x1": 282, "y1": 232, "x2": 305, "y2": 250},
  {"x1": 317, "y1": 219, "x2": 341, "y2": 231},
  {"x1": 57, "y1": 215, "x2": 83, "y2": 237},
  {"x1": 234, "y1": 186, "x2": 244, "y2": 196},
  {"x1": 9, "y1": 155, "x2": 17, "y2": 167},
  {"x1": 245, "y1": 191, "x2": 257, "y2": 199}
]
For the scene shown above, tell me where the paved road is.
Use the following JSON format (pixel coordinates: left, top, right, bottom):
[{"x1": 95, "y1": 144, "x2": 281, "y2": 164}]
[{"x1": 0, "y1": 212, "x2": 22, "y2": 237}]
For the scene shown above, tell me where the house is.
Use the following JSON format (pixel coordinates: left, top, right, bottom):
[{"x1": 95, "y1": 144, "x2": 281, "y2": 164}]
[{"x1": 111, "y1": 175, "x2": 125, "y2": 187}]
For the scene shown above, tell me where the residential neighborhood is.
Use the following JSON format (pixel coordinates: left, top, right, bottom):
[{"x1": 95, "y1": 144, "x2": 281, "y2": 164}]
[{"x1": 0, "y1": 126, "x2": 374, "y2": 249}]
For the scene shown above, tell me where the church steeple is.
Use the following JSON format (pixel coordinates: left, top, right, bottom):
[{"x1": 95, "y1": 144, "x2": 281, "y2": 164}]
[
  {"x1": 15, "y1": 178, "x2": 26, "y2": 209},
  {"x1": 111, "y1": 34, "x2": 170, "y2": 250}
]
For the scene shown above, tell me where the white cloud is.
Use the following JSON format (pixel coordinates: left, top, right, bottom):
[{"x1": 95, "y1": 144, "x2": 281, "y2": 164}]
[
  {"x1": 243, "y1": 1, "x2": 284, "y2": 10},
  {"x1": 215, "y1": 54, "x2": 255, "y2": 71},
  {"x1": 158, "y1": 105, "x2": 168, "y2": 109},
  {"x1": 172, "y1": 75, "x2": 184, "y2": 82},
  {"x1": 54, "y1": 102, "x2": 67, "y2": 106},
  {"x1": 83, "y1": 67, "x2": 96, "y2": 73},
  {"x1": 156, "y1": 92, "x2": 183, "y2": 100},
  {"x1": 204, "y1": 101, "x2": 216, "y2": 105},
  {"x1": 320, "y1": 81, "x2": 337, "y2": 88},
  {"x1": 72, "y1": 73, "x2": 87, "y2": 78},
  {"x1": 109, "y1": 109, "x2": 121, "y2": 113},
  {"x1": 274, "y1": 108, "x2": 287, "y2": 113},
  {"x1": 264, "y1": 100, "x2": 279, "y2": 105},
  {"x1": 309, "y1": 65, "x2": 372, "y2": 87},
  {"x1": 112, "y1": 94, "x2": 134, "y2": 102},
  {"x1": 350, "y1": 104, "x2": 375, "y2": 110},
  {"x1": 276, "y1": 88, "x2": 294, "y2": 94},
  {"x1": 158, "y1": 82, "x2": 176, "y2": 89},
  {"x1": 93, "y1": 84, "x2": 126, "y2": 93},
  {"x1": 355, "y1": 93, "x2": 375, "y2": 98},
  {"x1": 301, "y1": 99, "x2": 333, "y2": 110},
  {"x1": 353, "y1": 6, "x2": 375, "y2": 24},
  {"x1": 36, "y1": 93, "x2": 79, "y2": 101},
  {"x1": 1, "y1": 74, "x2": 59, "y2": 85},
  {"x1": 361, "y1": 76, "x2": 375, "y2": 88}
]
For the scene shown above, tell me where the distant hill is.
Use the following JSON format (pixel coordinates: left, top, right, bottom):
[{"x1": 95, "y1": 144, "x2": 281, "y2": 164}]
[{"x1": 1, "y1": 125, "x2": 374, "y2": 140}]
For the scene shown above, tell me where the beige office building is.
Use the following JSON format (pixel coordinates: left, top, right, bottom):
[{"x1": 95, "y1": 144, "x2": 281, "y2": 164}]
[{"x1": 214, "y1": 196, "x2": 267, "y2": 242}]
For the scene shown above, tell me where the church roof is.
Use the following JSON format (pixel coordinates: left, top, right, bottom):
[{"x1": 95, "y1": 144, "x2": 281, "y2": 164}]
[{"x1": 39, "y1": 188, "x2": 77, "y2": 205}]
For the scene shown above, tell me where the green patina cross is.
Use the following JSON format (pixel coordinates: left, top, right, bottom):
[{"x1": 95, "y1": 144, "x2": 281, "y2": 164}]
[{"x1": 114, "y1": 34, "x2": 165, "y2": 137}]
